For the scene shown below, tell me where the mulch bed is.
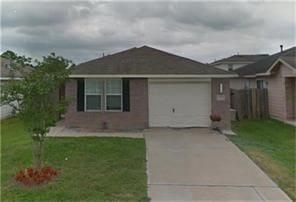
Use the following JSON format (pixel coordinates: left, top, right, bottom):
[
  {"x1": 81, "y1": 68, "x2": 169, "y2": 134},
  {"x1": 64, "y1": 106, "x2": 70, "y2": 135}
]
[{"x1": 15, "y1": 166, "x2": 58, "y2": 186}]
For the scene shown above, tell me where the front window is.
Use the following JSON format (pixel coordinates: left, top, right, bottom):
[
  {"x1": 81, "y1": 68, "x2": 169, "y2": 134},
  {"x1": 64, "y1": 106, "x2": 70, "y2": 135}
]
[
  {"x1": 105, "y1": 79, "x2": 122, "y2": 111},
  {"x1": 244, "y1": 80, "x2": 250, "y2": 89},
  {"x1": 228, "y1": 64, "x2": 233, "y2": 71},
  {"x1": 84, "y1": 79, "x2": 122, "y2": 112},
  {"x1": 85, "y1": 79, "x2": 103, "y2": 111},
  {"x1": 256, "y1": 80, "x2": 266, "y2": 89}
]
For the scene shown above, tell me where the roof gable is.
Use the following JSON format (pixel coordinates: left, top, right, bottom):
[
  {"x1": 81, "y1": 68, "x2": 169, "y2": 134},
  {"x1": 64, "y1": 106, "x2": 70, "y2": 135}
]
[
  {"x1": 71, "y1": 46, "x2": 234, "y2": 76},
  {"x1": 235, "y1": 46, "x2": 296, "y2": 76},
  {"x1": 280, "y1": 56, "x2": 295, "y2": 69}
]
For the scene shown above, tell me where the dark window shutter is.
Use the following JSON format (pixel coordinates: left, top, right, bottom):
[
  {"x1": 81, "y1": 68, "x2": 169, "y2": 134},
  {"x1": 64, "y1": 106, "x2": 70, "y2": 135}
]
[
  {"x1": 77, "y1": 79, "x2": 85, "y2": 111},
  {"x1": 122, "y1": 79, "x2": 130, "y2": 112}
]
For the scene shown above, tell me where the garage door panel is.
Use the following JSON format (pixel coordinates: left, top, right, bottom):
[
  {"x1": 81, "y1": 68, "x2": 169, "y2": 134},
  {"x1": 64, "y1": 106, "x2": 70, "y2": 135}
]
[
  {"x1": 149, "y1": 115, "x2": 171, "y2": 127},
  {"x1": 173, "y1": 114, "x2": 210, "y2": 127},
  {"x1": 149, "y1": 80, "x2": 211, "y2": 127}
]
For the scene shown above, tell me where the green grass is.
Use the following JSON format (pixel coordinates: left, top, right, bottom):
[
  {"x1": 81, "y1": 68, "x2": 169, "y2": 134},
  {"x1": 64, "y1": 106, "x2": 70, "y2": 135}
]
[
  {"x1": 230, "y1": 118, "x2": 296, "y2": 201},
  {"x1": 1, "y1": 117, "x2": 149, "y2": 201}
]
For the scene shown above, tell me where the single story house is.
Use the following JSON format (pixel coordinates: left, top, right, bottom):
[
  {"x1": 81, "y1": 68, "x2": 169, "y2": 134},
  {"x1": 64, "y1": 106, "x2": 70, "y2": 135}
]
[
  {"x1": 64, "y1": 46, "x2": 235, "y2": 131},
  {"x1": 234, "y1": 46, "x2": 296, "y2": 121}
]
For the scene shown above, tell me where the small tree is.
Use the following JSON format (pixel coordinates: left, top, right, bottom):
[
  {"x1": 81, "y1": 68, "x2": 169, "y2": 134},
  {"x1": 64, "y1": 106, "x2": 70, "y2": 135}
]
[{"x1": 1, "y1": 52, "x2": 73, "y2": 169}]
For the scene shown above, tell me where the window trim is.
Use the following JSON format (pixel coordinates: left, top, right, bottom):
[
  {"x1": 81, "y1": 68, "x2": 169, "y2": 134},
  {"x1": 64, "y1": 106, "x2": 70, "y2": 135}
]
[
  {"x1": 228, "y1": 64, "x2": 233, "y2": 71},
  {"x1": 104, "y1": 79, "x2": 123, "y2": 112},
  {"x1": 244, "y1": 79, "x2": 250, "y2": 89},
  {"x1": 84, "y1": 79, "x2": 103, "y2": 112},
  {"x1": 256, "y1": 79, "x2": 266, "y2": 89}
]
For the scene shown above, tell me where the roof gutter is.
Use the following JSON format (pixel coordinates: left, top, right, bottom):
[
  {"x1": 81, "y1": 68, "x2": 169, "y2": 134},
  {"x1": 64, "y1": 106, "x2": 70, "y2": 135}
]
[{"x1": 69, "y1": 74, "x2": 238, "y2": 78}]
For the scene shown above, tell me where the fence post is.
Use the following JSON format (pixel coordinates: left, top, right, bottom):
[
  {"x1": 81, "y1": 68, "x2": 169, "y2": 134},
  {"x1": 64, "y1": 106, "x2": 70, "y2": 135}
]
[
  {"x1": 230, "y1": 88, "x2": 269, "y2": 120},
  {"x1": 252, "y1": 89, "x2": 257, "y2": 118},
  {"x1": 256, "y1": 90, "x2": 260, "y2": 117}
]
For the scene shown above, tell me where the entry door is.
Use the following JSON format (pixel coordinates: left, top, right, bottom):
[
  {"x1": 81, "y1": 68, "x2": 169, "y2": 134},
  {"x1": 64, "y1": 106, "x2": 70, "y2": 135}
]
[{"x1": 149, "y1": 80, "x2": 211, "y2": 127}]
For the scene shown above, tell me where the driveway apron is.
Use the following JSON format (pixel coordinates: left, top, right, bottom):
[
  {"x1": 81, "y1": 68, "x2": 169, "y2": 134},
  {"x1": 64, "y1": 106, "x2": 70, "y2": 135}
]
[{"x1": 144, "y1": 128, "x2": 291, "y2": 201}]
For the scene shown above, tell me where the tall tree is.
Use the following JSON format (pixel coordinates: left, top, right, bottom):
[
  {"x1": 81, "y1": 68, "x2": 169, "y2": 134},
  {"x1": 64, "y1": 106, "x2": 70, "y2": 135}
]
[{"x1": 1, "y1": 52, "x2": 73, "y2": 168}]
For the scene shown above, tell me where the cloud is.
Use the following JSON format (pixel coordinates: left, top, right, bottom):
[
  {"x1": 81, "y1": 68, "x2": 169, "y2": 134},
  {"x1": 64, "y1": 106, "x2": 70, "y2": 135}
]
[
  {"x1": 1, "y1": 1, "x2": 92, "y2": 27},
  {"x1": 1, "y1": 1, "x2": 295, "y2": 64}
]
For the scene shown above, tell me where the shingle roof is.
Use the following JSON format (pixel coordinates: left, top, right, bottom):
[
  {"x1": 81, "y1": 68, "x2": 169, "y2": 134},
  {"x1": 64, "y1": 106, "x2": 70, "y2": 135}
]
[
  {"x1": 280, "y1": 56, "x2": 295, "y2": 69},
  {"x1": 71, "y1": 46, "x2": 233, "y2": 75},
  {"x1": 211, "y1": 54, "x2": 269, "y2": 65},
  {"x1": 235, "y1": 47, "x2": 296, "y2": 76},
  {"x1": 0, "y1": 57, "x2": 33, "y2": 78}
]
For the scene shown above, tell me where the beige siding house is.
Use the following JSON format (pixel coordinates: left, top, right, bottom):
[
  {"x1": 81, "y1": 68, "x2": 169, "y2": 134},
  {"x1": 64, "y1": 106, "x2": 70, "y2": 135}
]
[{"x1": 234, "y1": 47, "x2": 296, "y2": 122}]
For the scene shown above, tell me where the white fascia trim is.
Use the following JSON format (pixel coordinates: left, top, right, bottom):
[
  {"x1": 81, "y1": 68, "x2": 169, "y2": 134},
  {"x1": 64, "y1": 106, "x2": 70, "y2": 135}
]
[
  {"x1": 148, "y1": 78, "x2": 211, "y2": 83},
  {"x1": 267, "y1": 58, "x2": 296, "y2": 74},
  {"x1": 0, "y1": 77, "x2": 22, "y2": 80},
  {"x1": 69, "y1": 74, "x2": 238, "y2": 78},
  {"x1": 243, "y1": 74, "x2": 269, "y2": 78}
]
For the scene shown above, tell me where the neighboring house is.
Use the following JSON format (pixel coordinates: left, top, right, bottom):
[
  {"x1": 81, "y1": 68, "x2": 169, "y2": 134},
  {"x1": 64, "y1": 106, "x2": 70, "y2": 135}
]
[
  {"x1": 211, "y1": 54, "x2": 269, "y2": 71},
  {"x1": 64, "y1": 46, "x2": 235, "y2": 131},
  {"x1": 234, "y1": 46, "x2": 296, "y2": 121},
  {"x1": 0, "y1": 57, "x2": 32, "y2": 119}
]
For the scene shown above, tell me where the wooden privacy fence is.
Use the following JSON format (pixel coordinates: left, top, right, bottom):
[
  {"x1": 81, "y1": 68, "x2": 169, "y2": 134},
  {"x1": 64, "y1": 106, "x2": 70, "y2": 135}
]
[{"x1": 231, "y1": 88, "x2": 269, "y2": 120}]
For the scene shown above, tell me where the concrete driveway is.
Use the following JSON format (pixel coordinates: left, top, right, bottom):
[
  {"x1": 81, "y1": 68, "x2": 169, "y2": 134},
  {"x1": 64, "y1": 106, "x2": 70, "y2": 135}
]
[{"x1": 145, "y1": 128, "x2": 291, "y2": 201}]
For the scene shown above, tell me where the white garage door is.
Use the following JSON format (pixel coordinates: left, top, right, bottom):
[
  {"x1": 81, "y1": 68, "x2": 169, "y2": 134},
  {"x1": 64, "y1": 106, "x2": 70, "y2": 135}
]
[{"x1": 149, "y1": 79, "x2": 211, "y2": 127}]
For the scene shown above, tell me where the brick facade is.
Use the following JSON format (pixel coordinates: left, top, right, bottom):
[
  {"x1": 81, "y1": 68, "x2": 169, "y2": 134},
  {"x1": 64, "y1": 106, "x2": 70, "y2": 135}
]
[
  {"x1": 64, "y1": 78, "x2": 149, "y2": 131},
  {"x1": 211, "y1": 78, "x2": 231, "y2": 129},
  {"x1": 64, "y1": 78, "x2": 231, "y2": 131}
]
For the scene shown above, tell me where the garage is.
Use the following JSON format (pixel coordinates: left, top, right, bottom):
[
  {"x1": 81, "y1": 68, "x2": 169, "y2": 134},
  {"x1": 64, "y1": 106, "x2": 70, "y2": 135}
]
[{"x1": 148, "y1": 79, "x2": 211, "y2": 127}]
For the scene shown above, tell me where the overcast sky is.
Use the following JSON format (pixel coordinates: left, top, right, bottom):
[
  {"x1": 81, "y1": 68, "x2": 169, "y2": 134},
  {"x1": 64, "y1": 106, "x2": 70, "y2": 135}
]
[{"x1": 1, "y1": 1, "x2": 295, "y2": 64}]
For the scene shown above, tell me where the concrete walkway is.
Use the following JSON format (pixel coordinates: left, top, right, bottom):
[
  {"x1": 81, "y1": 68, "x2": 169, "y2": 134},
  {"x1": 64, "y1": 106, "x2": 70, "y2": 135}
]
[
  {"x1": 48, "y1": 126, "x2": 143, "y2": 138},
  {"x1": 145, "y1": 128, "x2": 291, "y2": 201}
]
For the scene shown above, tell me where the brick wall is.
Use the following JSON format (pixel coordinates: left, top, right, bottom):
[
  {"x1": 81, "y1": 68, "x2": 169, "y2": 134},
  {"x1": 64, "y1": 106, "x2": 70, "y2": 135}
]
[
  {"x1": 64, "y1": 78, "x2": 149, "y2": 131},
  {"x1": 64, "y1": 77, "x2": 231, "y2": 131},
  {"x1": 211, "y1": 78, "x2": 231, "y2": 130}
]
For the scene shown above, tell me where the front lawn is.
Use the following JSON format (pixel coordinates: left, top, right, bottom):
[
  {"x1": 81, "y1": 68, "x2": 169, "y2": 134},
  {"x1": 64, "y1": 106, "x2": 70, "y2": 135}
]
[
  {"x1": 230, "y1": 118, "x2": 295, "y2": 201},
  {"x1": 1, "y1": 117, "x2": 148, "y2": 201}
]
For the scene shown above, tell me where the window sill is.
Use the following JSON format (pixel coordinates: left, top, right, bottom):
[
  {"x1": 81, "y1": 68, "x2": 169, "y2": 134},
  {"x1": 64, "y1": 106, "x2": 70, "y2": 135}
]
[
  {"x1": 85, "y1": 110, "x2": 102, "y2": 112},
  {"x1": 105, "y1": 110, "x2": 122, "y2": 112},
  {"x1": 82, "y1": 110, "x2": 123, "y2": 113}
]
